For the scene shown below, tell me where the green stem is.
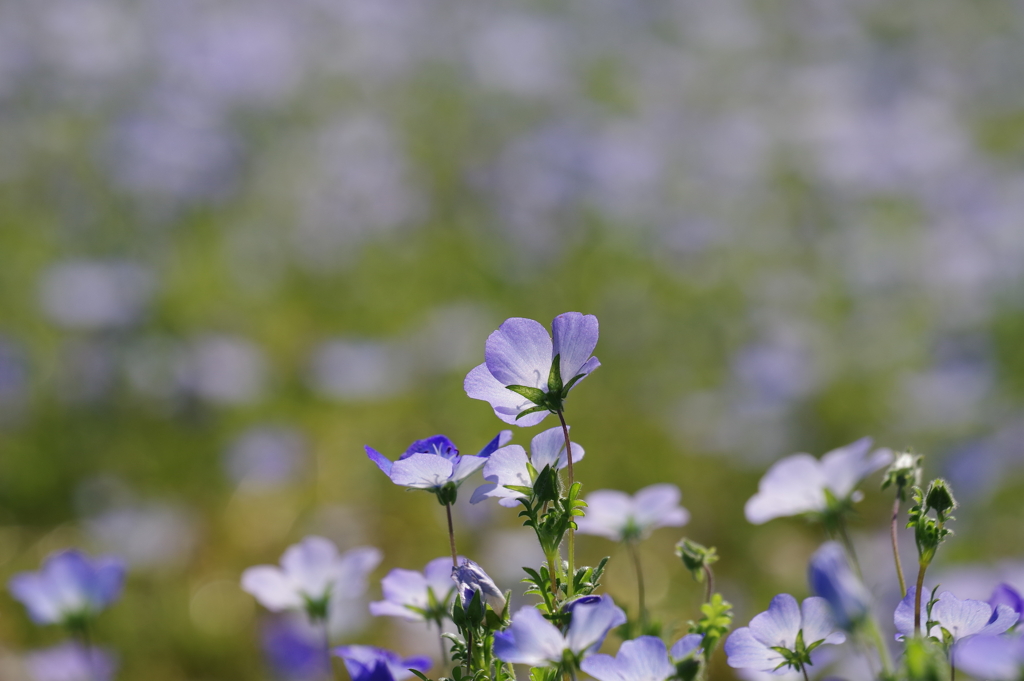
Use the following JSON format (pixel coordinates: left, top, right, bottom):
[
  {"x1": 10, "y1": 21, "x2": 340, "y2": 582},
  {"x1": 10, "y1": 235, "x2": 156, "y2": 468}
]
[
  {"x1": 321, "y1": 618, "x2": 334, "y2": 681},
  {"x1": 702, "y1": 564, "x2": 715, "y2": 604},
  {"x1": 914, "y1": 562, "x2": 928, "y2": 635},
  {"x1": 75, "y1": 622, "x2": 98, "y2": 681},
  {"x1": 556, "y1": 410, "x2": 576, "y2": 597},
  {"x1": 891, "y1": 496, "x2": 907, "y2": 598},
  {"x1": 438, "y1": 620, "x2": 448, "y2": 667},
  {"x1": 801, "y1": 664, "x2": 811, "y2": 681},
  {"x1": 865, "y1": 615, "x2": 895, "y2": 678},
  {"x1": 836, "y1": 515, "x2": 863, "y2": 579},
  {"x1": 446, "y1": 503, "x2": 459, "y2": 568},
  {"x1": 626, "y1": 540, "x2": 646, "y2": 629}
]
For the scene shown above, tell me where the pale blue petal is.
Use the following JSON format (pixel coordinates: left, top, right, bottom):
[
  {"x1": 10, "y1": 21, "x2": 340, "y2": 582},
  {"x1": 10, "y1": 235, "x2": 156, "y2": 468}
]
[
  {"x1": 484, "y1": 318, "x2": 552, "y2": 389},
  {"x1": 565, "y1": 594, "x2": 627, "y2": 654},
  {"x1": 476, "y1": 430, "x2": 514, "y2": 458},
  {"x1": 390, "y1": 453, "x2": 454, "y2": 489},
  {"x1": 464, "y1": 363, "x2": 548, "y2": 426},
  {"x1": 744, "y1": 454, "x2": 827, "y2": 524},
  {"x1": 280, "y1": 536, "x2": 340, "y2": 599},
  {"x1": 749, "y1": 594, "x2": 801, "y2": 649},
  {"x1": 580, "y1": 653, "x2": 629, "y2": 681},
  {"x1": 551, "y1": 312, "x2": 599, "y2": 381},
  {"x1": 726, "y1": 628, "x2": 785, "y2": 671},
  {"x1": 450, "y1": 455, "x2": 487, "y2": 483},
  {"x1": 365, "y1": 446, "x2": 393, "y2": 476},
  {"x1": 819, "y1": 437, "x2": 890, "y2": 499},
  {"x1": 493, "y1": 606, "x2": 565, "y2": 666},
  {"x1": 632, "y1": 484, "x2": 689, "y2": 532},
  {"x1": 954, "y1": 635, "x2": 1024, "y2": 681},
  {"x1": 670, "y1": 634, "x2": 704, "y2": 660},
  {"x1": 800, "y1": 597, "x2": 844, "y2": 646},
  {"x1": 978, "y1": 604, "x2": 1019, "y2": 636},
  {"x1": 894, "y1": 587, "x2": 927, "y2": 639},
  {"x1": 613, "y1": 636, "x2": 675, "y2": 681},
  {"x1": 91, "y1": 557, "x2": 126, "y2": 607},
  {"x1": 807, "y1": 541, "x2": 870, "y2": 630},
  {"x1": 932, "y1": 592, "x2": 998, "y2": 641},
  {"x1": 481, "y1": 446, "x2": 531, "y2": 489},
  {"x1": 241, "y1": 565, "x2": 304, "y2": 611},
  {"x1": 9, "y1": 573, "x2": 63, "y2": 624},
  {"x1": 575, "y1": 490, "x2": 632, "y2": 540},
  {"x1": 378, "y1": 568, "x2": 427, "y2": 613}
]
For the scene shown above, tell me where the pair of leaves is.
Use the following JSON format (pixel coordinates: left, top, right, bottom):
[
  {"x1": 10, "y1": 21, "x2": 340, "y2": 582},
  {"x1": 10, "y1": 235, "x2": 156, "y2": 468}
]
[{"x1": 506, "y1": 354, "x2": 587, "y2": 419}]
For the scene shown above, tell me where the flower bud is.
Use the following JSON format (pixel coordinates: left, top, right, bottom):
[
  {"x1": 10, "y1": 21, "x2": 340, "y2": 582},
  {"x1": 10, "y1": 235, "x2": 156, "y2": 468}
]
[{"x1": 452, "y1": 559, "x2": 506, "y2": 614}]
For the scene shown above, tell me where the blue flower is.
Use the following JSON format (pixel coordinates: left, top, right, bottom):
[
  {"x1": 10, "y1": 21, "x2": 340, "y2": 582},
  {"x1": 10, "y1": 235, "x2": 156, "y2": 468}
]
[
  {"x1": 990, "y1": 583, "x2": 1024, "y2": 618},
  {"x1": 241, "y1": 536, "x2": 381, "y2": 626},
  {"x1": 744, "y1": 438, "x2": 893, "y2": 524},
  {"x1": 465, "y1": 313, "x2": 600, "y2": 427},
  {"x1": 954, "y1": 634, "x2": 1024, "y2": 681},
  {"x1": 581, "y1": 634, "x2": 705, "y2": 681},
  {"x1": 365, "y1": 432, "x2": 511, "y2": 493},
  {"x1": 23, "y1": 642, "x2": 117, "y2": 681},
  {"x1": 451, "y1": 558, "x2": 506, "y2": 612},
  {"x1": 725, "y1": 594, "x2": 845, "y2": 673},
  {"x1": 262, "y1": 615, "x2": 331, "y2": 681},
  {"x1": 807, "y1": 542, "x2": 871, "y2": 630},
  {"x1": 894, "y1": 587, "x2": 1018, "y2": 643},
  {"x1": 470, "y1": 426, "x2": 584, "y2": 507},
  {"x1": 493, "y1": 595, "x2": 627, "y2": 667},
  {"x1": 370, "y1": 557, "x2": 459, "y2": 623},
  {"x1": 8, "y1": 550, "x2": 126, "y2": 626},
  {"x1": 575, "y1": 484, "x2": 689, "y2": 542},
  {"x1": 333, "y1": 645, "x2": 431, "y2": 681}
]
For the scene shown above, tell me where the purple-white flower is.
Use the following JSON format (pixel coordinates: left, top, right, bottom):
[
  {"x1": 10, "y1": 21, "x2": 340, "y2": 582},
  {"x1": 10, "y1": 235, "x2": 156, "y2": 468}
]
[
  {"x1": 807, "y1": 542, "x2": 872, "y2": 630},
  {"x1": 894, "y1": 587, "x2": 1018, "y2": 643},
  {"x1": 575, "y1": 484, "x2": 689, "y2": 542},
  {"x1": 581, "y1": 634, "x2": 704, "y2": 681},
  {"x1": 990, "y1": 583, "x2": 1024, "y2": 618},
  {"x1": 333, "y1": 645, "x2": 431, "y2": 681},
  {"x1": 9, "y1": 550, "x2": 126, "y2": 626},
  {"x1": 366, "y1": 432, "x2": 511, "y2": 493},
  {"x1": 262, "y1": 615, "x2": 331, "y2": 681},
  {"x1": 493, "y1": 595, "x2": 626, "y2": 667},
  {"x1": 470, "y1": 426, "x2": 584, "y2": 507},
  {"x1": 451, "y1": 558, "x2": 506, "y2": 612},
  {"x1": 744, "y1": 438, "x2": 893, "y2": 524},
  {"x1": 24, "y1": 642, "x2": 117, "y2": 681},
  {"x1": 725, "y1": 594, "x2": 845, "y2": 674},
  {"x1": 370, "y1": 557, "x2": 458, "y2": 623},
  {"x1": 465, "y1": 313, "x2": 600, "y2": 427},
  {"x1": 241, "y1": 536, "x2": 382, "y2": 624},
  {"x1": 954, "y1": 634, "x2": 1024, "y2": 681}
]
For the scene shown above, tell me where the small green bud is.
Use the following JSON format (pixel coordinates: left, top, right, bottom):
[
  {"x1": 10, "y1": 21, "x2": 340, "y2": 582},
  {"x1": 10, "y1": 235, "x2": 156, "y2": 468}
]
[
  {"x1": 533, "y1": 465, "x2": 560, "y2": 504},
  {"x1": 924, "y1": 479, "x2": 957, "y2": 517},
  {"x1": 675, "y1": 539, "x2": 718, "y2": 583},
  {"x1": 434, "y1": 483, "x2": 458, "y2": 506},
  {"x1": 881, "y1": 450, "x2": 923, "y2": 500}
]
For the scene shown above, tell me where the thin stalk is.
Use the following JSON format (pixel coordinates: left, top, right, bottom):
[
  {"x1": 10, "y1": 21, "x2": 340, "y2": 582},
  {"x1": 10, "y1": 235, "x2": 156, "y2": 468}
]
[
  {"x1": 951, "y1": 657, "x2": 956, "y2": 681},
  {"x1": 76, "y1": 622, "x2": 97, "y2": 681},
  {"x1": 702, "y1": 564, "x2": 715, "y2": 604},
  {"x1": 556, "y1": 410, "x2": 576, "y2": 597},
  {"x1": 836, "y1": 516, "x2": 863, "y2": 579},
  {"x1": 891, "y1": 496, "x2": 907, "y2": 598},
  {"x1": 545, "y1": 549, "x2": 560, "y2": 599},
  {"x1": 437, "y1": 620, "x2": 448, "y2": 667},
  {"x1": 321, "y1": 618, "x2": 334, "y2": 681},
  {"x1": 865, "y1": 615, "x2": 895, "y2": 677},
  {"x1": 626, "y1": 540, "x2": 647, "y2": 629},
  {"x1": 801, "y1": 664, "x2": 811, "y2": 681},
  {"x1": 445, "y1": 503, "x2": 458, "y2": 567},
  {"x1": 914, "y1": 562, "x2": 928, "y2": 634}
]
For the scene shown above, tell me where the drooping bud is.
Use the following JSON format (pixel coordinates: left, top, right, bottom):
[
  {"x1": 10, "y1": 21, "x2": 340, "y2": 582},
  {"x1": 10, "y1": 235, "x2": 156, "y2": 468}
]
[
  {"x1": 452, "y1": 559, "x2": 506, "y2": 614},
  {"x1": 675, "y1": 539, "x2": 718, "y2": 583}
]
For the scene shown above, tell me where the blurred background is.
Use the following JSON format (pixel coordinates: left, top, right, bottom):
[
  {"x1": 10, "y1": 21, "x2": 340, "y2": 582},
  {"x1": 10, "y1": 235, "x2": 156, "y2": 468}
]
[{"x1": 1, "y1": 0, "x2": 1023, "y2": 678}]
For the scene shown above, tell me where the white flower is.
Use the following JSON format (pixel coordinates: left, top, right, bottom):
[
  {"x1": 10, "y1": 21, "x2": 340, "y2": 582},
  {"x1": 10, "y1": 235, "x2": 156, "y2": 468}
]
[{"x1": 575, "y1": 484, "x2": 689, "y2": 542}]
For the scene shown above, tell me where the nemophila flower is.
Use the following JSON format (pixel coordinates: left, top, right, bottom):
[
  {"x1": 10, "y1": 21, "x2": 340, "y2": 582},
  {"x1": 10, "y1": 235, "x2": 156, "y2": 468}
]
[
  {"x1": 24, "y1": 642, "x2": 117, "y2": 681},
  {"x1": 262, "y1": 615, "x2": 330, "y2": 681},
  {"x1": 990, "y1": 583, "x2": 1024, "y2": 618},
  {"x1": 451, "y1": 558, "x2": 506, "y2": 612},
  {"x1": 575, "y1": 484, "x2": 689, "y2": 542},
  {"x1": 494, "y1": 595, "x2": 627, "y2": 667},
  {"x1": 954, "y1": 634, "x2": 1024, "y2": 681},
  {"x1": 241, "y1": 536, "x2": 382, "y2": 623},
  {"x1": 366, "y1": 432, "x2": 511, "y2": 500},
  {"x1": 470, "y1": 426, "x2": 584, "y2": 507},
  {"x1": 808, "y1": 542, "x2": 872, "y2": 630},
  {"x1": 725, "y1": 594, "x2": 845, "y2": 674},
  {"x1": 744, "y1": 438, "x2": 893, "y2": 524},
  {"x1": 333, "y1": 645, "x2": 431, "y2": 681},
  {"x1": 465, "y1": 312, "x2": 600, "y2": 427},
  {"x1": 894, "y1": 587, "x2": 1018, "y2": 642},
  {"x1": 581, "y1": 634, "x2": 705, "y2": 681},
  {"x1": 370, "y1": 556, "x2": 459, "y2": 623},
  {"x1": 9, "y1": 550, "x2": 126, "y2": 626}
]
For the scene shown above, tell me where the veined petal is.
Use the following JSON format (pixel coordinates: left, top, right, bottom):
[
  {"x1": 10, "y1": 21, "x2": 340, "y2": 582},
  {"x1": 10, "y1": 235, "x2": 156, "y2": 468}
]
[
  {"x1": 613, "y1": 636, "x2": 675, "y2": 681},
  {"x1": 281, "y1": 536, "x2": 340, "y2": 599},
  {"x1": 955, "y1": 635, "x2": 1024, "y2": 681},
  {"x1": 365, "y1": 446, "x2": 393, "y2": 476},
  {"x1": 481, "y1": 446, "x2": 531, "y2": 489},
  {"x1": 530, "y1": 426, "x2": 584, "y2": 471},
  {"x1": 978, "y1": 604, "x2": 1019, "y2": 636},
  {"x1": 631, "y1": 484, "x2": 689, "y2": 532},
  {"x1": 390, "y1": 453, "x2": 454, "y2": 489},
  {"x1": 745, "y1": 454, "x2": 827, "y2": 524},
  {"x1": 565, "y1": 594, "x2": 627, "y2": 654},
  {"x1": 484, "y1": 318, "x2": 552, "y2": 389},
  {"x1": 575, "y1": 490, "x2": 632, "y2": 540},
  {"x1": 932, "y1": 592, "x2": 999, "y2": 641},
  {"x1": 670, "y1": 634, "x2": 704, "y2": 660},
  {"x1": 476, "y1": 430, "x2": 514, "y2": 458},
  {"x1": 241, "y1": 566, "x2": 304, "y2": 611},
  {"x1": 464, "y1": 363, "x2": 549, "y2": 427},
  {"x1": 894, "y1": 587, "x2": 927, "y2": 639},
  {"x1": 819, "y1": 438, "x2": 890, "y2": 499},
  {"x1": 800, "y1": 596, "x2": 844, "y2": 645},
  {"x1": 493, "y1": 606, "x2": 566, "y2": 666},
  {"x1": 450, "y1": 455, "x2": 487, "y2": 483},
  {"x1": 552, "y1": 312, "x2": 599, "y2": 381},
  {"x1": 749, "y1": 594, "x2": 801, "y2": 649},
  {"x1": 725, "y1": 628, "x2": 785, "y2": 671},
  {"x1": 580, "y1": 653, "x2": 629, "y2": 681}
]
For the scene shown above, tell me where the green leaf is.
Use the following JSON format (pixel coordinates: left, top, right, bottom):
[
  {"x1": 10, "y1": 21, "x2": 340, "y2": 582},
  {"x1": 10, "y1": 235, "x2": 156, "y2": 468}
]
[
  {"x1": 515, "y1": 405, "x2": 550, "y2": 421},
  {"x1": 547, "y1": 354, "x2": 563, "y2": 394},
  {"x1": 561, "y1": 372, "x2": 585, "y2": 397},
  {"x1": 505, "y1": 385, "x2": 547, "y2": 405},
  {"x1": 410, "y1": 670, "x2": 432, "y2": 681}
]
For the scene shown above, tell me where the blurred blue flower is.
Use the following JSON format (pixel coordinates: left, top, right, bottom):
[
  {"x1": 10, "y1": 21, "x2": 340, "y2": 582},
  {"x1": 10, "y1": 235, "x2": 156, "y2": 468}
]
[
  {"x1": 744, "y1": 438, "x2": 893, "y2": 524},
  {"x1": 370, "y1": 556, "x2": 459, "y2": 623},
  {"x1": 262, "y1": 616, "x2": 330, "y2": 681},
  {"x1": 9, "y1": 550, "x2": 126, "y2": 626},
  {"x1": 464, "y1": 312, "x2": 600, "y2": 427},
  {"x1": 954, "y1": 634, "x2": 1024, "y2": 681},
  {"x1": 365, "y1": 432, "x2": 510, "y2": 492},
  {"x1": 24, "y1": 642, "x2": 117, "y2": 681},
  {"x1": 333, "y1": 645, "x2": 431, "y2": 681},
  {"x1": 990, "y1": 583, "x2": 1024, "y2": 618},
  {"x1": 725, "y1": 594, "x2": 845, "y2": 673},
  {"x1": 451, "y1": 558, "x2": 506, "y2": 612},
  {"x1": 894, "y1": 587, "x2": 1018, "y2": 642},
  {"x1": 241, "y1": 536, "x2": 381, "y2": 622},
  {"x1": 581, "y1": 634, "x2": 703, "y2": 681},
  {"x1": 575, "y1": 483, "x2": 689, "y2": 542},
  {"x1": 470, "y1": 426, "x2": 584, "y2": 507},
  {"x1": 808, "y1": 541, "x2": 871, "y2": 630},
  {"x1": 493, "y1": 594, "x2": 626, "y2": 667}
]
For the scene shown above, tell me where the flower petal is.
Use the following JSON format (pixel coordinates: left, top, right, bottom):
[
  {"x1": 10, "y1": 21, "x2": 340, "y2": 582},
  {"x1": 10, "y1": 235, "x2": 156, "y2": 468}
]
[
  {"x1": 530, "y1": 426, "x2": 583, "y2": 471},
  {"x1": 552, "y1": 312, "x2": 599, "y2": 381},
  {"x1": 389, "y1": 453, "x2": 454, "y2": 489},
  {"x1": 241, "y1": 566, "x2": 303, "y2": 611},
  {"x1": 725, "y1": 627, "x2": 784, "y2": 671},
  {"x1": 565, "y1": 594, "x2": 627, "y2": 654},
  {"x1": 333, "y1": 547, "x2": 383, "y2": 598},
  {"x1": 894, "y1": 586, "x2": 927, "y2": 639},
  {"x1": 819, "y1": 437, "x2": 890, "y2": 499},
  {"x1": 365, "y1": 446, "x2": 393, "y2": 476},
  {"x1": 476, "y1": 430, "x2": 514, "y2": 458},
  {"x1": 449, "y1": 455, "x2": 487, "y2": 483},
  {"x1": 575, "y1": 490, "x2": 633, "y2": 540},
  {"x1": 464, "y1": 363, "x2": 549, "y2": 427},
  {"x1": 933, "y1": 592, "x2": 999, "y2": 641},
  {"x1": 800, "y1": 596, "x2": 844, "y2": 645},
  {"x1": 670, "y1": 634, "x2": 704, "y2": 660},
  {"x1": 493, "y1": 606, "x2": 566, "y2": 666},
  {"x1": 978, "y1": 604, "x2": 1019, "y2": 636},
  {"x1": 613, "y1": 636, "x2": 675, "y2": 681},
  {"x1": 749, "y1": 594, "x2": 801, "y2": 649},
  {"x1": 484, "y1": 318, "x2": 553, "y2": 389},
  {"x1": 580, "y1": 653, "x2": 629, "y2": 681},
  {"x1": 632, "y1": 484, "x2": 689, "y2": 532},
  {"x1": 744, "y1": 454, "x2": 827, "y2": 524},
  {"x1": 280, "y1": 536, "x2": 340, "y2": 600}
]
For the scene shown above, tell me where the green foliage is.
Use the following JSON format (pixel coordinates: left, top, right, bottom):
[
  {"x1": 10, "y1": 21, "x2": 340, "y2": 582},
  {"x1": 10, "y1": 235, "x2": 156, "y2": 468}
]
[
  {"x1": 507, "y1": 355, "x2": 590, "y2": 418},
  {"x1": 907, "y1": 479, "x2": 957, "y2": 565},
  {"x1": 675, "y1": 539, "x2": 718, "y2": 583},
  {"x1": 688, "y1": 593, "x2": 733, "y2": 663},
  {"x1": 901, "y1": 637, "x2": 951, "y2": 681}
]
